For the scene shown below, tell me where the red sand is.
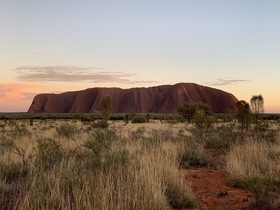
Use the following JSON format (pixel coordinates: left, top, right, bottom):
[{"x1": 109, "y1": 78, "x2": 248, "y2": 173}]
[{"x1": 177, "y1": 169, "x2": 277, "y2": 210}]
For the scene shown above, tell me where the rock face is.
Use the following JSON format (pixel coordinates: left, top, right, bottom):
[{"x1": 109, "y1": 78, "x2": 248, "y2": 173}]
[{"x1": 27, "y1": 83, "x2": 238, "y2": 114}]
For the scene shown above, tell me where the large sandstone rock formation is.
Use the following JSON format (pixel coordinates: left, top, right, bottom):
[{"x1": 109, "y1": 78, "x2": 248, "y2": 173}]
[{"x1": 27, "y1": 83, "x2": 238, "y2": 114}]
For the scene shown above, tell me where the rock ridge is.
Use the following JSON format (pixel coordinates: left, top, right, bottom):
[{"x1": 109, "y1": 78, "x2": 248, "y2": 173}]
[{"x1": 27, "y1": 83, "x2": 238, "y2": 114}]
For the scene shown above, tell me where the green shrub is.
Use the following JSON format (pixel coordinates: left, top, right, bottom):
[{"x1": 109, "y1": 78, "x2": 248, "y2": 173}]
[
  {"x1": 94, "y1": 128, "x2": 117, "y2": 142},
  {"x1": 131, "y1": 116, "x2": 146, "y2": 124},
  {"x1": 56, "y1": 123, "x2": 80, "y2": 140},
  {"x1": 7, "y1": 124, "x2": 31, "y2": 140},
  {"x1": 0, "y1": 162, "x2": 28, "y2": 183},
  {"x1": 81, "y1": 116, "x2": 92, "y2": 122},
  {"x1": 35, "y1": 138, "x2": 63, "y2": 170},
  {"x1": 0, "y1": 136, "x2": 27, "y2": 164},
  {"x1": 177, "y1": 102, "x2": 213, "y2": 123},
  {"x1": 83, "y1": 128, "x2": 116, "y2": 166},
  {"x1": 206, "y1": 138, "x2": 231, "y2": 150},
  {"x1": 180, "y1": 138, "x2": 210, "y2": 168},
  {"x1": 91, "y1": 120, "x2": 109, "y2": 129},
  {"x1": 206, "y1": 123, "x2": 240, "y2": 150},
  {"x1": 165, "y1": 175, "x2": 197, "y2": 208},
  {"x1": 101, "y1": 149, "x2": 132, "y2": 169}
]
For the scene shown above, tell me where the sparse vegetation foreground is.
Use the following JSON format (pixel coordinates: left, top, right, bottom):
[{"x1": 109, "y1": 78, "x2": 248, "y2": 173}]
[
  {"x1": 0, "y1": 118, "x2": 197, "y2": 210},
  {"x1": 0, "y1": 109, "x2": 280, "y2": 209}
]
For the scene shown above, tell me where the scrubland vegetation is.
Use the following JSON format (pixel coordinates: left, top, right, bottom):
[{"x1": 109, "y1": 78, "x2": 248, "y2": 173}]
[
  {"x1": 0, "y1": 109, "x2": 280, "y2": 209},
  {"x1": 0, "y1": 118, "x2": 196, "y2": 210}
]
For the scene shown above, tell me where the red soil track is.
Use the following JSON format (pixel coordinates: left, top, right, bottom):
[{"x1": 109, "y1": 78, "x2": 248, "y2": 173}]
[{"x1": 177, "y1": 169, "x2": 277, "y2": 210}]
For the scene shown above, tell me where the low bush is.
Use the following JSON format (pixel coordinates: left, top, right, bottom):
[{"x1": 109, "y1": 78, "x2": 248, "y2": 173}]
[
  {"x1": 0, "y1": 161, "x2": 28, "y2": 183},
  {"x1": 91, "y1": 120, "x2": 109, "y2": 128},
  {"x1": 35, "y1": 138, "x2": 63, "y2": 170},
  {"x1": 7, "y1": 124, "x2": 31, "y2": 140},
  {"x1": 165, "y1": 174, "x2": 197, "y2": 208},
  {"x1": 56, "y1": 123, "x2": 80, "y2": 140},
  {"x1": 131, "y1": 116, "x2": 147, "y2": 124},
  {"x1": 179, "y1": 137, "x2": 211, "y2": 168}
]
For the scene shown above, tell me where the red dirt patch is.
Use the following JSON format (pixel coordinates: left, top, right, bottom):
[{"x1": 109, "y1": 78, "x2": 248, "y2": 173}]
[{"x1": 177, "y1": 169, "x2": 262, "y2": 210}]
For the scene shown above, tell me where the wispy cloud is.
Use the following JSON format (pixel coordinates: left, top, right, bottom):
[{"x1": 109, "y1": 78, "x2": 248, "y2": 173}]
[
  {"x1": 205, "y1": 78, "x2": 250, "y2": 86},
  {"x1": 13, "y1": 65, "x2": 157, "y2": 84}
]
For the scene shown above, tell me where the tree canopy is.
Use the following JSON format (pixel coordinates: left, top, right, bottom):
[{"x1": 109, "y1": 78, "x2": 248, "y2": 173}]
[
  {"x1": 100, "y1": 96, "x2": 112, "y2": 121},
  {"x1": 177, "y1": 102, "x2": 212, "y2": 123},
  {"x1": 250, "y1": 95, "x2": 264, "y2": 127}
]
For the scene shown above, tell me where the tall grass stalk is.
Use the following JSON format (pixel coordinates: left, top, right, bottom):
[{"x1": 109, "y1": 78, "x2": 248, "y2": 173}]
[{"x1": 225, "y1": 139, "x2": 280, "y2": 206}]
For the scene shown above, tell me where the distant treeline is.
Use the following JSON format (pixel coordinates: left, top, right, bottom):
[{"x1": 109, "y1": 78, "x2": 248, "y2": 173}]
[
  {"x1": 0, "y1": 112, "x2": 279, "y2": 122},
  {"x1": 0, "y1": 113, "x2": 176, "y2": 122}
]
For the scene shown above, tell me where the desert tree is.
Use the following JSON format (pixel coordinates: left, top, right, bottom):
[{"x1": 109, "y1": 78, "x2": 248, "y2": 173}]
[
  {"x1": 193, "y1": 109, "x2": 215, "y2": 139},
  {"x1": 236, "y1": 100, "x2": 251, "y2": 130},
  {"x1": 250, "y1": 95, "x2": 264, "y2": 128},
  {"x1": 177, "y1": 102, "x2": 212, "y2": 123},
  {"x1": 177, "y1": 103, "x2": 197, "y2": 123},
  {"x1": 100, "y1": 95, "x2": 112, "y2": 121}
]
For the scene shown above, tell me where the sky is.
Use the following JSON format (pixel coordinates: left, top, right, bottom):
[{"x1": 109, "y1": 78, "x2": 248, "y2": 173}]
[{"x1": 1, "y1": 0, "x2": 280, "y2": 113}]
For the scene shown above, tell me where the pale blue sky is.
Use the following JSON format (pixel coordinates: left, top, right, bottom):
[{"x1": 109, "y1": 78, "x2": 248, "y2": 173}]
[{"x1": 1, "y1": 0, "x2": 280, "y2": 112}]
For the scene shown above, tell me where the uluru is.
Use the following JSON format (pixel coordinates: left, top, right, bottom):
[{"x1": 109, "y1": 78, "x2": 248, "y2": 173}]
[{"x1": 27, "y1": 83, "x2": 238, "y2": 114}]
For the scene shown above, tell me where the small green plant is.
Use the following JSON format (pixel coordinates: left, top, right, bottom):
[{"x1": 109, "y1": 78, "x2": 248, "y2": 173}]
[
  {"x1": 56, "y1": 122, "x2": 80, "y2": 140},
  {"x1": 206, "y1": 123, "x2": 240, "y2": 150},
  {"x1": 180, "y1": 138, "x2": 210, "y2": 168},
  {"x1": 165, "y1": 174, "x2": 197, "y2": 208},
  {"x1": 81, "y1": 116, "x2": 92, "y2": 122},
  {"x1": 35, "y1": 138, "x2": 63, "y2": 170},
  {"x1": 0, "y1": 161, "x2": 28, "y2": 183},
  {"x1": 83, "y1": 128, "x2": 116, "y2": 165},
  {"x1": 7, "y1": 124, "x2": 31, "y2": 140},
  {"x1": 0, "y1": 136, "x2": 28, "y2": 165},
  {"x1": 102, "y1": 149, "x2": 132, "y2": 168},
  {"x1": 91, "y1": 119, "x2": 109, "y2": 129}
]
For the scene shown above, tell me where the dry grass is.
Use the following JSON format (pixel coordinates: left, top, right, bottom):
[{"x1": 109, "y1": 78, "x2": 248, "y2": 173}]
[
  {"x1": 0, "y1": 119, "x2": 197, "y2": 210},
  {"x1": 225, "y1": 139, "x2": 280, "y2": 206},
  {"x1": 2, "y1": 117, "x2": 280, "y2": 209},
  {"x1": 226, "y1": 140, "x2": 280, "y2": 179}
]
